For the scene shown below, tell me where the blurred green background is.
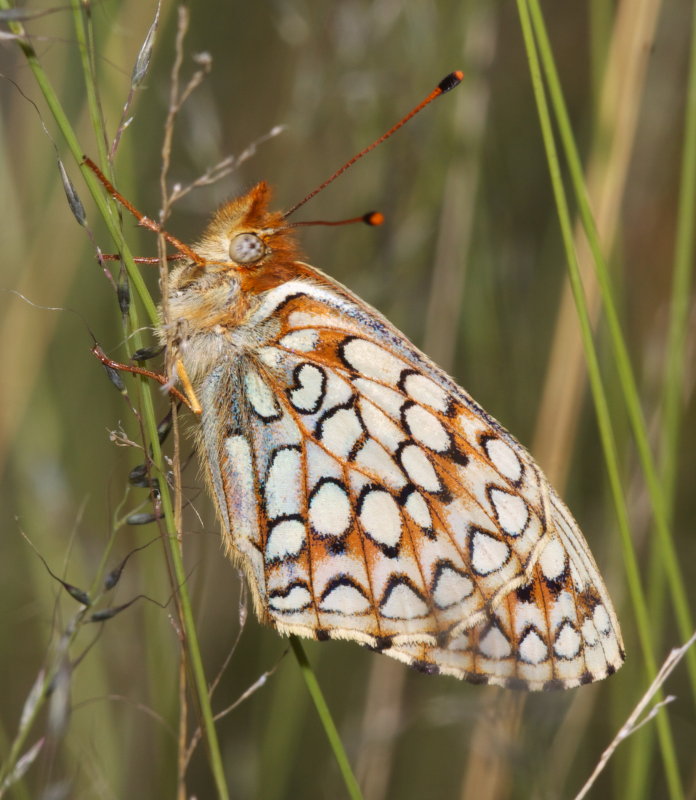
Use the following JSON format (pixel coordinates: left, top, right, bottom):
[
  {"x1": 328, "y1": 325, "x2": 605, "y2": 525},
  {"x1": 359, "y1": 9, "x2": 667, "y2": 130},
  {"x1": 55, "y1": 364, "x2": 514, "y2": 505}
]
[{"x1": 1, "y1": 1, "x2": 695, "y2": 798}]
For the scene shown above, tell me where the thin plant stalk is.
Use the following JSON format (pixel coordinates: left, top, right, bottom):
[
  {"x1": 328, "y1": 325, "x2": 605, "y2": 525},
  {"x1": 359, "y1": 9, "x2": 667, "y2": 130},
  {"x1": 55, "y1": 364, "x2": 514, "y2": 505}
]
[
  {"x1": 2, "y1": 4, "x2": 230, "y2": 797},
  {"x1": 68, "y1": 2, "x2": 230, "y2": 795}
]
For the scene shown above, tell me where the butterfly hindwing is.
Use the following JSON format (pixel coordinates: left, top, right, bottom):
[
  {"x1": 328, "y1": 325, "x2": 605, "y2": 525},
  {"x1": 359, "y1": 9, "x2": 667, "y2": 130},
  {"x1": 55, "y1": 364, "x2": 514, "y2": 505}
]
[{"x1": 384, "y1": 514, "x2": 624, "y2": 690}]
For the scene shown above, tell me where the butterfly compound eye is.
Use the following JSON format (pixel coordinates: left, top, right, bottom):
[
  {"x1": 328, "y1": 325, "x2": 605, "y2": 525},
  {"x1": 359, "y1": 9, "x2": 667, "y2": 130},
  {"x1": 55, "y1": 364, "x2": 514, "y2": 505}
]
[{"x1": 229, "y1": 232, "x2": 266, "y2": 264}]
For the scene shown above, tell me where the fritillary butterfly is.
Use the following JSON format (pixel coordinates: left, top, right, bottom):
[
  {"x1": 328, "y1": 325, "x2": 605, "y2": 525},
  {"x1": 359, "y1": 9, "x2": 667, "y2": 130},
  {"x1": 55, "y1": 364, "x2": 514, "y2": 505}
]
[{"x1": 95, "y1": 73, "x2": 624, "y2": 690}]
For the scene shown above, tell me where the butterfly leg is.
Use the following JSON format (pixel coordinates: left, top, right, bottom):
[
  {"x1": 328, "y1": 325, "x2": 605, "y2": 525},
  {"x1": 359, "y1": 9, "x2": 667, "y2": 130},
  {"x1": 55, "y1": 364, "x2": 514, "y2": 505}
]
[{"x1": 92, "y1": 343, "x2": 195, "y2": 411}]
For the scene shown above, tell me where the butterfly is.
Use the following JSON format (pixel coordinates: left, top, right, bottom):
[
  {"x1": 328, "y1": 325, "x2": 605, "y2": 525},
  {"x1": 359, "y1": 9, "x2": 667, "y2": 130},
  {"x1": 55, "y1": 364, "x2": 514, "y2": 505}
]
[{"x1": 92, "y1": 73, "x2": 624, "y2": 690}]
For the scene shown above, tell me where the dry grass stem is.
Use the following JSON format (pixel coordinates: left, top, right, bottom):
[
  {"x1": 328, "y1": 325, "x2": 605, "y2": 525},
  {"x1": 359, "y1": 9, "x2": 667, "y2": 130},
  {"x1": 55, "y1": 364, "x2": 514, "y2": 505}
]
[{"x1": 574, "y1": 631, "x2": 696, "y2": 800}]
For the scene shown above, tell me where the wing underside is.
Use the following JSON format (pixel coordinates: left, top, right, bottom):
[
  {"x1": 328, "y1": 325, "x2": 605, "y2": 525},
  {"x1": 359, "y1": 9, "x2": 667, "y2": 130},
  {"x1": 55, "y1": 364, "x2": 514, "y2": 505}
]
[{"x1": 198, "y1": 286, "x2": 623, "y2": 689}]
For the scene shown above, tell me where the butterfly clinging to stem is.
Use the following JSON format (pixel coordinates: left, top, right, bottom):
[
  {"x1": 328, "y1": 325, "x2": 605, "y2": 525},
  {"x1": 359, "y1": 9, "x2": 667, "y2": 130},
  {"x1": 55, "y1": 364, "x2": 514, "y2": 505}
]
[{"x1": 90, "y1": 71, "x2": 623, "y2": 690}]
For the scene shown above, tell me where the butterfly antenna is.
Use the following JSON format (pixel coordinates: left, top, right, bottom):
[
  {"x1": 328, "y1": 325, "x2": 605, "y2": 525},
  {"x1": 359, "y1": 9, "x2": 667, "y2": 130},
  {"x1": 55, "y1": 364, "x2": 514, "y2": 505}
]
[
  {"x1": 284, "y1": 70, "x2": 463, "y2": 219},
  {"x1": 288, "y1": 211, "x2": 385, "y2": 229},
  {"x1": 83, "y1": 157, "x2": 204, "y2": 264}
]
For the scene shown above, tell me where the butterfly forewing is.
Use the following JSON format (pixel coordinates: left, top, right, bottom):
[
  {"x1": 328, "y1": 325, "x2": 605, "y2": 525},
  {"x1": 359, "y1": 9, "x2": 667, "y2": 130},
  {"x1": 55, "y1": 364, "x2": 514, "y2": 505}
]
[{"x1": 165, "y1": 181, "x2": 623, "y2": 690}]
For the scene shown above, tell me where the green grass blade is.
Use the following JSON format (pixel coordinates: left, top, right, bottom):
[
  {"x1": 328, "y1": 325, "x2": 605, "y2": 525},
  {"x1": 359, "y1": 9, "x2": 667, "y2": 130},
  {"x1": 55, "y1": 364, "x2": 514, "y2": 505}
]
[
  {"x1": 1, "y1": 4, "x2": 230, "y2": 797},
  {"x1": 661, "y1": 0, "x2": 696, "y2": 510},
  {"x1": 290, "y1": 637, "x2": 364, "y2": 800},
  {"x1": 516, "y1": 2, "x2": 684, "y2": 798},
  {"x1": 527, "y1": 0, "x2": 696, "y2": 708},
  {"x1": 529, "y1": 3, "x2": 696, "y2": 793},
  {"x1": 633, "y1": 4, "x2": 696, "y2": 795}
]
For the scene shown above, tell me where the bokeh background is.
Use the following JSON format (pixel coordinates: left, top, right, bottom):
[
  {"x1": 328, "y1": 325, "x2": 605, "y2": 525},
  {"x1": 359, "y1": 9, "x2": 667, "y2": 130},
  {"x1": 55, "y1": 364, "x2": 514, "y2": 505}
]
[{"x1": 1, "y1": 1, "x2": 695, "y2": 798}]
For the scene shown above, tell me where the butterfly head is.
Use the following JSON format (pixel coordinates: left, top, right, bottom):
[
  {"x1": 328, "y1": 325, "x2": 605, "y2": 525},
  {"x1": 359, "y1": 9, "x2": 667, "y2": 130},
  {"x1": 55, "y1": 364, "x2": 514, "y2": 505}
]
[
  {"x1": 164, "y1": 183, "x2": 309, "y2": 346},
  {"x1": 192, "y1": 182, "x2": 301, "y2": 278}
]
